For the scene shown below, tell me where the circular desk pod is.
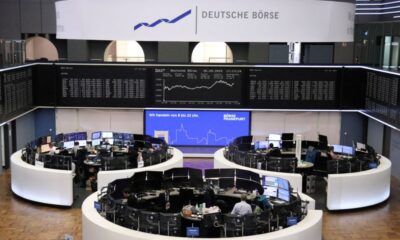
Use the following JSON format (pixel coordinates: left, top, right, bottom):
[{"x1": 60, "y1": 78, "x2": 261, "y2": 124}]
[{"x1": 82, "y1": 193, "x2": 323, "y2": 240}]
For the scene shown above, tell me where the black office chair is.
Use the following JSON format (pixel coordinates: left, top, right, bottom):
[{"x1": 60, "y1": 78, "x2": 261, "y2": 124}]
[
  {"x1": 139, "y1": 211, "x2": 160, "y2": 234},
  {"x1": 243, "y1": 213, "x2": 258, "y2": 236},
  {"x1": 114, "y1": 203, "x2": 127, "y2": 226},
  {"x1": 273, "y1": 205, "x2": 289, "y2": 229},
  {"x1": 159, "y1": 213, "x2": 181, "y2": 236},
  {"x1": 256, "y1": 209, "x2": 272, "y2": 233},
  {"x1": 223, "y1": 214, "x2": 244, "y2": 237},
  {"x1": 125, "y1": 206, "x2": 140, "y2": 230}
]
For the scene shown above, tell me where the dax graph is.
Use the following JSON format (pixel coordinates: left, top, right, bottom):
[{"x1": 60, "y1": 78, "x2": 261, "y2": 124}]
[
  {"x1": 145, "y1": 110, "x2": 250, "y2": 146},
  {"x1": 154, "y1": 67, "x2": 243, "y2": 106}
]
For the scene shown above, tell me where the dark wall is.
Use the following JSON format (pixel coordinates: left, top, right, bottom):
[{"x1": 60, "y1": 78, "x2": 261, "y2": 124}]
[
  {"x1": 268, "y1": 44, "x2": 288, "y2": 63},
  {"x1": 302, "y1": 43, "x2": 334, "y2": 64},
  {"x1": 340, "y1": 112, "x2": 367, "y2": 146},
  {"x1": 0, "y1": 0, "x2": 21, "y2": 39},
  {"x1": 34, "y1": 108, "x2": 55, "y2": 139},
  {"x1": 248, "y1": 43, "x2": 269, "y2": 63},
  {"x1": 390, "y1": 129, "x2": 400, "y2": 179},
  {"x1": 158, "y1": 42, "x2": 189, "y2": 63}
]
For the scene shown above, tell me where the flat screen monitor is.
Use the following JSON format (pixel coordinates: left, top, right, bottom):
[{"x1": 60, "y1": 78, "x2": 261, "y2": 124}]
[
  {"x1": 92, "y1": 131, "x2": 101, "y2": 140},
  {"x1": 102, "y1": 131, "x2": 113, "y2": 138},
  {"x1": 332, "y1": 144, "x2": 343, "y2": 153},
  {"x1": 145, "y1": 110, "x2": 250, "y2": 146},
  {"x1": 219, "y1": 178, "x2": 234, "y2": 189},
  {"x1": 236, "y1": 169, "x2": 251, "y2": 180},
  {"x1": 220, "y1": 169, "x2": 235, "y2": 178},
  {"x1": 113, "y1": 132, "x2": 124, "y2": 140},
  {"x1": 278, "y1": 188, "x2": 290, "y2": 202},
  {"x1": 186, "y1": 227, "x2": 200, "y2": 237},
  {"x1": 92, "y1": 139, "x2": 101, "y2": 146},
  {"x1": 281, "y1": 133, "x2": 294, "y2": 141},
  {"x1": 287, "y1": 216, "x2": 298, "y2": 226},
  {"x1": 262, "y1": 176, "x2": 278, "y2": 187},
  {"x1": 356, "y1": 142, "x2": 366, "y2": 151},
  {"x1": 123, "y1": 133, "x2": 133, "y2": 141},
  {"x1": 78, "y1": 140, "x2": 87, "y2": 147},
  {"x1": 94, "y1": 201, "x2": 102, "y2": 212},
  {"x1": 269, "y1": 134, "x2": 281, "y2": 141},
  {"x1": 205, "y1": 169, "x2": 220, "y2": 178},
  {"x1": 268, "y1": 140, "x2": 280, "y2": 148},
  {"x1": 55, "y1": 133, "x2": 64, "y2": 143},
  {"x1": 264, "y1": 186, "x2": 277, "y2": 198},
  {"x1": 318, "y1": 134, "x2": 328, "y2": 144},
  {"x1": 277, "y1": 178, "x2": 289, "y2": 190},
  {"x1": 63, "y1": 141, "x2": 74, "y2": 149},
  {"x1": 255, "y1": 141, "x2": 269, "y2": 150},
  {"x1": 281, "y1": 140, "x2": 295, "y2": 149},
  {"x1": 249, "y1": 172, "x2": 260, "y2": 182},
  {"x1": 342, "y1": 146, "x2": 354, "y2": 155}
]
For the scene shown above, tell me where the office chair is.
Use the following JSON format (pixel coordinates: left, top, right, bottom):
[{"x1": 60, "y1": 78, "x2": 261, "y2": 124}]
[
  {"x1": 139, "y1": 211, "x2": 160, "y2": 234},
  {"x1": 273, "y1": 205, "x2": 289, "y2": 229},
  {"x1": 223, "y1": 214, "x2": 244, "y2": 237},
  {"x1": 114, "y1": 203, "x2": 127, "y2": 226},
  {"x1": 243, "y1": 213, "x2": 258, "y2": 236},
  {"x1": 159, "y1": 213, "x2": 181, "y2": 236},
  {"x1": 125, "y1": 206, "x2": 140, "y2": 230},
  {"x1": 256, "y1": 209, "x2": 272, "y2": 233}
]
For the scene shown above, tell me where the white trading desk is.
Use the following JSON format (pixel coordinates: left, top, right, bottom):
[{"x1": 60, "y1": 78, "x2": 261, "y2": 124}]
[
  {"x1": 11, "y1": 150, "x2": 75, "y2": 206},
  {"x1": 326, "y1": 155, "x2": 391, "y2": 210},
  {"x1": 97, "y1": 148, "x2": 184, "y2": 190},
  {"x1": 82, "y1": 192, "x2": 322, "y2": 240},
  {"x1": 214, "y1": 148, "x2": 304, "y2": 193}
]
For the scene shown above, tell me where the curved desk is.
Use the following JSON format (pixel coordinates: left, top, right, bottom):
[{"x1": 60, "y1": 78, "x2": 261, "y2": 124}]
[
  {"x1": 11, "y1": 150, "x2": 75, "y2": 206},
  {"x1": 82, "y1": 193, "x2": 322, "y2": 240},
  {"x1": 326, "y1": 155, "x2": 391, "y2": 210},
  {"x1": 97, "y1": 148, "x2": 184, "y2": 190},
  {"x1": 214, "y1": 149, "x2": 304, "y2": 193}
]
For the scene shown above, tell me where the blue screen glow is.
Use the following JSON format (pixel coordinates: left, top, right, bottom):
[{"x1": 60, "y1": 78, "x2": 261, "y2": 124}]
[{"x1": 145, "y1": 110, "x2": 250, "y2": 146}]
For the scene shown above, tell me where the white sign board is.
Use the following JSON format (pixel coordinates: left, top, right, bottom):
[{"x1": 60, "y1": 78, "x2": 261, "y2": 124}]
[{"x1": 56, "y1": 0, "x2": 354, "y2": 42}]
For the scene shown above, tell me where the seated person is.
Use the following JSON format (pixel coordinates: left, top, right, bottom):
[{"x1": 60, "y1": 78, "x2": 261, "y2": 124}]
[
  {"x1": 327, "y1": 146, "x2": 343, "y2": 160},
  {"x1": 256, "y1": 188, "x2": 271, "y2": 210},
  {"x1": 100, "y1": 138, "x2": 111, "y2": 151},
  {"x1": 231, "y1": 194, "x2": 252, "y2": 216},
  {"x1": 305, "y1": 146, "x2": 318, "y2": 163},
  {"x1": 48, "y1": 142, "x2": 58, "y2": 155},
  {"x1": 72, "y1": 141, "x2": 80, "y2": 158},
  {"x1": 267, "y1": 143, "x2": 281, "y2": 157}
]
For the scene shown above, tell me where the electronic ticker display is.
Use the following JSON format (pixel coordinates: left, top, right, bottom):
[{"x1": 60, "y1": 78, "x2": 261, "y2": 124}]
[
  {"x1": 0, "y1": 66, "x2": 33, "y2": 120},
  {"x1": 248, "y1": 67, "x2": 339, "y2": 108},
  {"x1": 57, "y1": 65, "x2": 147, "y2": 107},
  {"x1": 153, "y1": 67, "x2": 243, "y2": 107},
  {"x1": 364, "y1": 70, "x2": 400, "y2": 127}
]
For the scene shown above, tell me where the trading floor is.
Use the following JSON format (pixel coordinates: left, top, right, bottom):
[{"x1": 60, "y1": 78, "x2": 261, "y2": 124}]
[{"x1": 0, "y1": 157, "x2": 399, "y2": 240}]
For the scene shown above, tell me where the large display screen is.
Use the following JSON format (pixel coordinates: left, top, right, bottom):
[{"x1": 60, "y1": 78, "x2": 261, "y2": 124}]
[
  {"x1": 153, "y1": 67, "x2": 243, "y2": 107},
  {"x1": 145, "y1": 110, "x2": 250, "y2": 146}
]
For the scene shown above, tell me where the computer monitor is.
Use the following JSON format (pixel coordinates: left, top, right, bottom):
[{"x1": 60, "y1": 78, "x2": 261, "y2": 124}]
[
  {"x1": 63, "y1": 141, "x2": 74, "y2": 149},
  {"x1": 78, "y1": 140, "x2": 87, "y2": 147},
  {"x1": 262, "y1": 176, "x2": 278, "y2": 187},
  {"x1": 235, "y1": 169, "x2": 251, "y2": 180},
  {"x1": 278, "y1": 188, "x2": 290, "y2": 202},
  {"x1": 277, "y1": 178, "x2": 289, "y2": 190},
  {"x1": 248, "y1": 171, "x2": 260, "y2": 182},
  {"x1": 92, "y1": 131, "x2": 101, "y2": 140},
  {"x1": 102, "y1": 131, "x2": 113, "y2": 138},
  {"x1": 318, "y1": 134, "x2": 328, "y2": 145},
  {"x1": 264, "y1": 186, "x2": 278, "y2": 198},
  {"x1": 92, "y1": 139, "x2": 101, "y2": 146},
  {"x1": 55, "y1": 133, "x2": 64, "y2": 143},
  {"x1": 219, "y1": 178, "x2": 234, "y2": 189},
  {"x1": 281, "y1": 133, "x2": 294, "y2": 141},
  {"x1": 94, "y1": 201, "x2": 102, "y2": 212},
  {"x1": 113, "y1": 132, "x2": 124, "y2": 140},
  {"x1": 220, "y1": 169, "x2": 235, "y2": 178},
  {"x1": 281, "y1": 140, "x2": 295, "y2": 149},
  {"x1": 357, "y1": 142, "x2": 366, "y2": 151},
  {"x1": 255, "y1": 141, "x2": 269, "y2": 150},
  {"x1": 205, "y1": 169, "x2": 220, "y2": 178},
  {"x1": 332, "y1": 144, "x2": 343, "y2": 153},
  {"x1": 269, "y1": 134, "x2": 281, "y2": 141},
  {"x1": 342, "y1": 146, "x2": 354, "y2": 155},
  {"x1": 268, "y1": 140, "x2": 280, "y2": 148}
]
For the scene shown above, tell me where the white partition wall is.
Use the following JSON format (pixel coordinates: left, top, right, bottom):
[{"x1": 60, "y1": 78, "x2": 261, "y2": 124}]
[
  {"x1": 56, "y1": 109, "x2": 144, "y2": 136},
  {"x1": 251, "y1": 112, "x2": 341, "y2": 144}
]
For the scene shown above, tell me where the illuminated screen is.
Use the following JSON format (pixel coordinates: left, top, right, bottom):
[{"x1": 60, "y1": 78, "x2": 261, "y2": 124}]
[
  {"x1": 92, "y1": 131, "x2": 101, "y2": 140},
  {"x1": 145, "y1": 110, "x2": 250, "y2": 146},
  {"x1": 342, "y1": 146, "x2": 354, "y2": 155},
  {"x1": 255, "y1": 141, "x2": 269, "y2": 150},
  {"x1": 102, "y1": 132, "x2": 113, "y2": 138},
  {"x1": 264, "y1": 186, "x2": 277, "y2": 198},
  {"x1": 333, "y1": 144, "x2": 343, "y2": 153},
  {"x1": 278, "y1": 188, "x2": 290, "y2": 202},
  {"x1": 63, "y1": 141, "x2": 74, "y2": 149},
  {"x1": 277, "y1": 178, "x2": 289, "y2": 190},
  {"x1": 263, "y1": 176, "x2": 278, "y2": 187}
]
